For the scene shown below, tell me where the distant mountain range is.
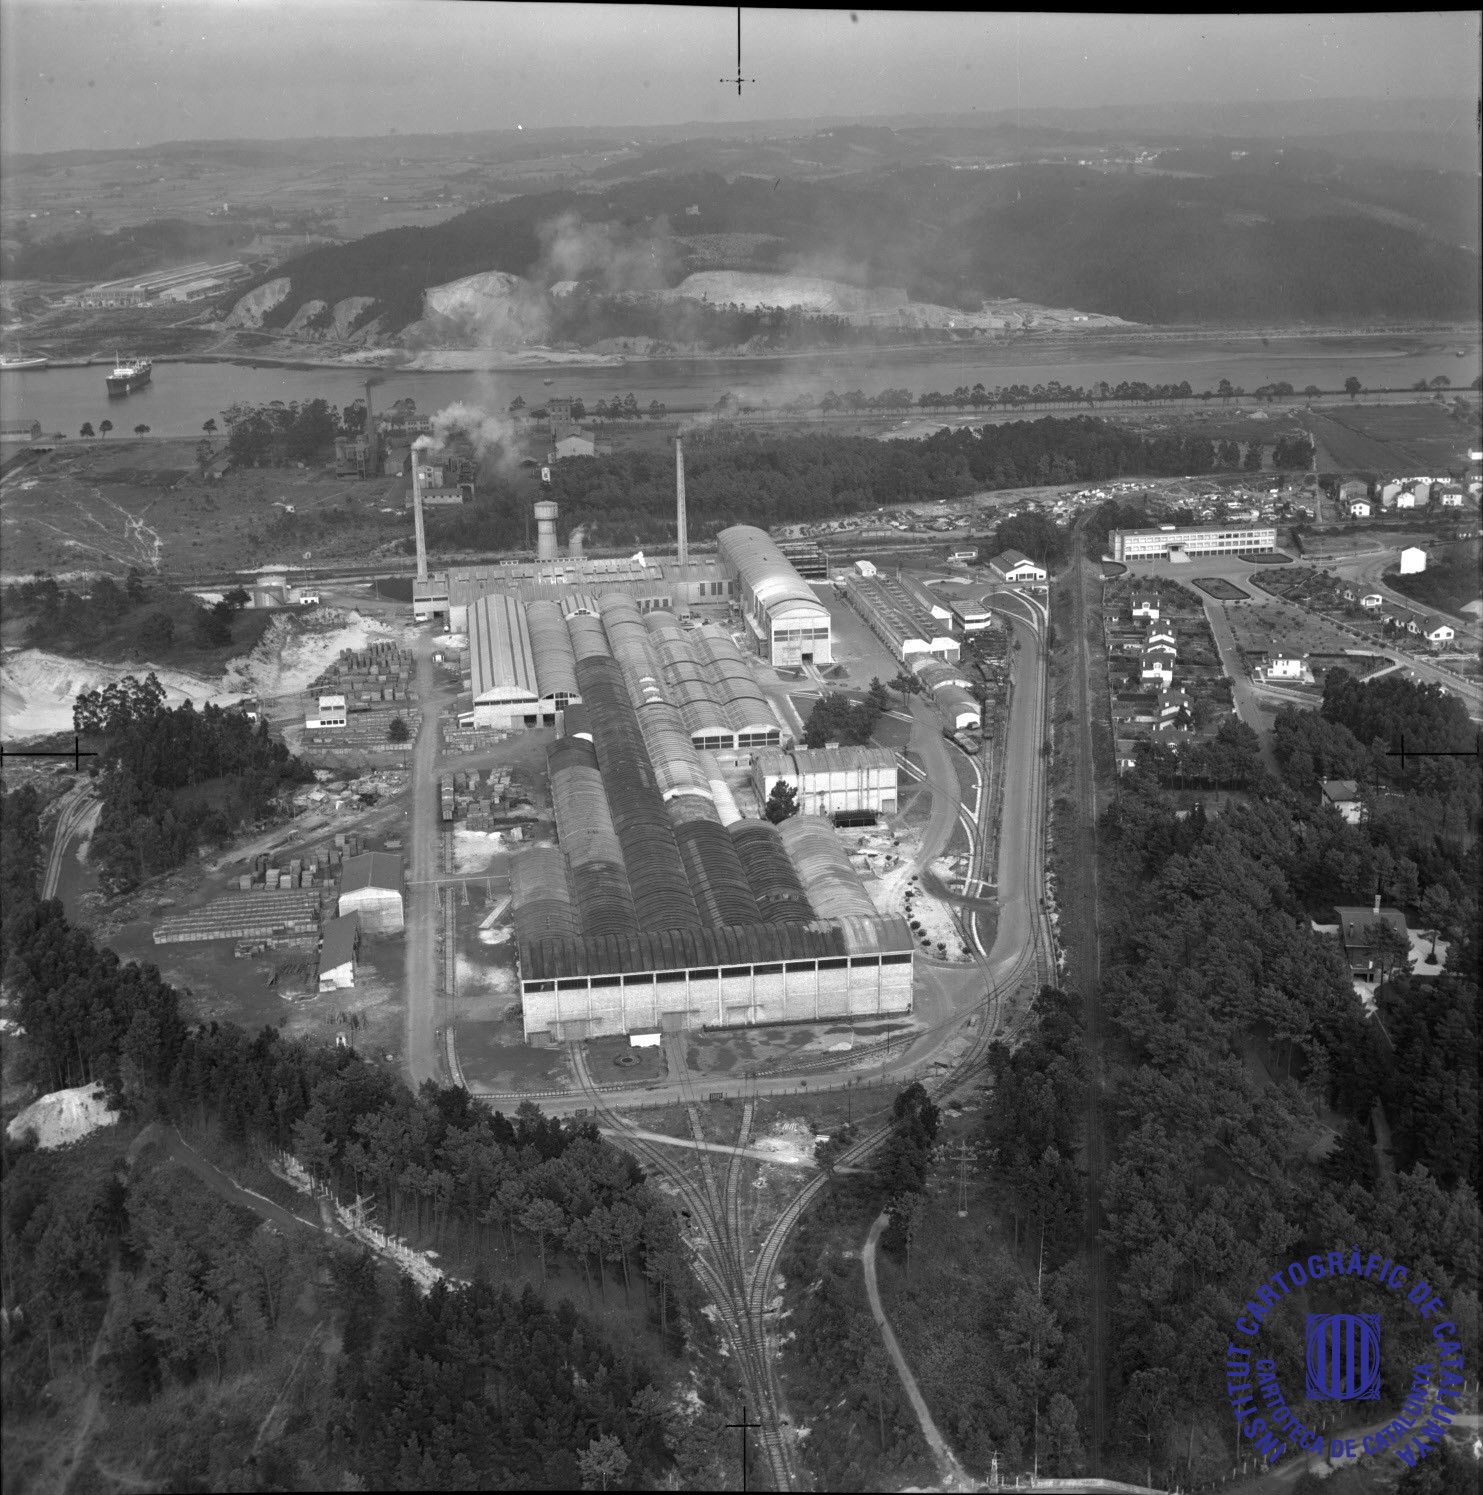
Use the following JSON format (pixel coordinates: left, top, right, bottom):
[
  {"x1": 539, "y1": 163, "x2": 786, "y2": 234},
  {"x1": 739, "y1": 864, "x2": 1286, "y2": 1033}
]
[
  {"x1": 6, "y1": 100, "x2": 1478, "y2": 344},
  {"x1": 210, "y1": 154, "x2": 1479, "y2": 345}
]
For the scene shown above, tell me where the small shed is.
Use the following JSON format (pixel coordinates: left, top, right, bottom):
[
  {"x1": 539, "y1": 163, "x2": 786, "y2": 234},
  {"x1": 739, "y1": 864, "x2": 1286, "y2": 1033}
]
[
  {"x1": 338, "y1": 852, "x2": 404, "y2": 934},
  {"x1": 318, "y1": 914, "x2": 360, "y2": 991}
]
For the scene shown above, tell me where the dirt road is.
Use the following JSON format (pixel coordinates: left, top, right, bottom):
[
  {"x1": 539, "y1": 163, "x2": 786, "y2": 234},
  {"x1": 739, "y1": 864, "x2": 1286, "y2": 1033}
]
[{"x1": 861, "y1": 1210, "x2": 974, "y2": 1488}]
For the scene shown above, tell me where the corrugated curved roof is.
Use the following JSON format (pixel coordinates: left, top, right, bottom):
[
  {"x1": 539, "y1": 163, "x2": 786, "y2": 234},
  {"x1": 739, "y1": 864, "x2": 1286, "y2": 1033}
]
[
  {"x1": 525, "y1": 600, "x2": 579, "y2": 700},
  {"x1": 777, "y1": 816, "x2": 879, "y2": 921},
  {"x1": 718, "y1": 525, "x2": 830, "y2": 618}
]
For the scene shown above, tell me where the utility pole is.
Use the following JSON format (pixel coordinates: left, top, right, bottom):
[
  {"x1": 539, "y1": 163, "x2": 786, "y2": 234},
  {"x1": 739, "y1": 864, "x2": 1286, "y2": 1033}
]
[{"x1": 956, "y1": 1138, "x2": 970, "y2": 1218}]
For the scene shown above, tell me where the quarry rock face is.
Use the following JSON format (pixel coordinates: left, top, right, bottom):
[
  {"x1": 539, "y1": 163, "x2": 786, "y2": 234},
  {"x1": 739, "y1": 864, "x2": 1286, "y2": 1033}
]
[
  {"x1": 224, "y1": 276, "x2": 292, "y2": 328},
  {"x1": 405, "y1": 270, "x2": 548, "y2": 348}
]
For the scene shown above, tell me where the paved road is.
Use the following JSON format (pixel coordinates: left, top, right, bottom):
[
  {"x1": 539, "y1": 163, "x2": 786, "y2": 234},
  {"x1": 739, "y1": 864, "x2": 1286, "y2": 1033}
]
[
  {"x1": 1201, "y1": 597, "x2": 1282, "y2": 774},
  {"x1": 861, "y1": 1210, "x2": 975, "y2": 1490}
]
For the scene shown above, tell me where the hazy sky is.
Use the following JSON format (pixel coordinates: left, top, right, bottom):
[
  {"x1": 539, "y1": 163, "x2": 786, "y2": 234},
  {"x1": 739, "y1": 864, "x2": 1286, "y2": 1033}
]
[{"x1": 1, "y1": 4, "x2": 1479, "y2": 154}]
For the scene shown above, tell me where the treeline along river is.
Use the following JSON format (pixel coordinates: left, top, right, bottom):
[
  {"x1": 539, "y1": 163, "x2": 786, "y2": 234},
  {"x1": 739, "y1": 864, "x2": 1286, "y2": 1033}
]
[{"x1": 2, "y1": 331, "x2": 1477, "y2": 440}]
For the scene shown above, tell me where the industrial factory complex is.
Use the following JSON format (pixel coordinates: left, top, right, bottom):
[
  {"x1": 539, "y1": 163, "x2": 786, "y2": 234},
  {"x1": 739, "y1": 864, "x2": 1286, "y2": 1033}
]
[{"x1": 383, "y1": 431, "x2": 1029, "y2": 1043}]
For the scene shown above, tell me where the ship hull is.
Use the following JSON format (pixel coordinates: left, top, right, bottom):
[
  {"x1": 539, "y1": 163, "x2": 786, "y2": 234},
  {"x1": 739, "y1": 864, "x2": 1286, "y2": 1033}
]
[
  {"x1": 0, "y1": 357, "x2": 49, "y2": 371},
  {"x1": 106, "y1": 368, "x2": 152, "y2": 395}
]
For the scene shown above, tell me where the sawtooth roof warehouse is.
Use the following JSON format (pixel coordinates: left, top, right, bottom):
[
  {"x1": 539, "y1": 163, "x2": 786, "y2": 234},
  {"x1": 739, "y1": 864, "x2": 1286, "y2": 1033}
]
[{"x1": 1112, "y1": 525, "x2": 1278, "y2": 561}]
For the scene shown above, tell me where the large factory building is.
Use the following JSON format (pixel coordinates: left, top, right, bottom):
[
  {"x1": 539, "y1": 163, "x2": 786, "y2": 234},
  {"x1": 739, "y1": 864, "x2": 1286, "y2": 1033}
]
[
  {"x1": 468, "y1": 590, "x2": 787, "y2": 751},
  {"x1": 718, "y1": 525, "x2": 833, "y2": 667},
  {"x1": 508, "y1": 603, "x2": 911, "y2": 1041}
]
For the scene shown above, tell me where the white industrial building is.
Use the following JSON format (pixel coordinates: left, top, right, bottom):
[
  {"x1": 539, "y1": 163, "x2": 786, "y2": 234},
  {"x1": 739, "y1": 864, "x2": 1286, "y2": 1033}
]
[
  {"x1": 338, "y1": 853, "x2": 405, "y2": 934},
  {"x1": 752, "y1": 746, "x2": 899, "y2": 817},
  {"x1": 1398, "y1": 547, "x2": 1427, "y2": 575},
  {"x1": 305, "y1": 694, "x2": 347, "y2": 730},
  {"x1": 987, "y1": 549, "x2": 1047, "y2": 584},
  {"x1": 718, "y1": 525, "x2": 833, "y2": 666},
  {"x1": 1112, "y1": 525, "x2": 1277, "y2": 561}
]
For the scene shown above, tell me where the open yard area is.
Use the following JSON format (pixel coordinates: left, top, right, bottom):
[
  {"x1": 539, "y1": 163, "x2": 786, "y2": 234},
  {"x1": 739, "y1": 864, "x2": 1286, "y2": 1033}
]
[
  {"x1": 1223, "y1": 594, "x2": 1362, "y2": 661},
  {"x1": 1306, "y1": 401, "x2": 1481, "y2": 474},
  {"x1": 0, "y1": 436, "x2": 412, "y2": 578},
  {"x1": 1191, "y1": 576, "x2": 1250, "y2": 600}
]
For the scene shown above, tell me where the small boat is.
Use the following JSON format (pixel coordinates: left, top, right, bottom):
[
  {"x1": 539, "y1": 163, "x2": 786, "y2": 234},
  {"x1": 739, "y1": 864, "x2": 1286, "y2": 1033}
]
[
  {"x1": 0, "y1": 353, "x2": 49, "y2": 371},
  {"x1": 543, "y1": 377, "x2": 555, "y2": 386},
  {"x1": 106, "y1": 352, "x2": 152, "y2": 395}
]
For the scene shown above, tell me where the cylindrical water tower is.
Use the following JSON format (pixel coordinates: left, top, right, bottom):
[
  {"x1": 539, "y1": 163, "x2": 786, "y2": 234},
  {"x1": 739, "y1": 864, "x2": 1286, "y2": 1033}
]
[{"x1": 534, "y1": 500, "x2": 560, "y2": 561}]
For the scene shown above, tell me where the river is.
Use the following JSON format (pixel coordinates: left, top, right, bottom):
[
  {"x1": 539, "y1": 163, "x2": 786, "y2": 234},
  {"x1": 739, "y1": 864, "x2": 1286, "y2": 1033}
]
[{"x1": 2, "y1": 330, "x2": 1477, "y2": 440}]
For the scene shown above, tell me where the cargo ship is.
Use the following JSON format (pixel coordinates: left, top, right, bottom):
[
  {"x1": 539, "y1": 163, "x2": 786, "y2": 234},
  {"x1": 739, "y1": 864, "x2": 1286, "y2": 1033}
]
[
  {"x1": 106, "y1": 353, "x2": 152, "y2": 395},
  {"x1": 0, "y1": 352, "x2": 49, "y2": 371}
]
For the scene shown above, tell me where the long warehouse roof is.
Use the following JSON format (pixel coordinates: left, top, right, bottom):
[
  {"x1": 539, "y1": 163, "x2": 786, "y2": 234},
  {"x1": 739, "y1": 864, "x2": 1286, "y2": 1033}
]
[
  {"x1": 469, "y1": 591, "x2": 538, "y2": 701},
  {"x1": 519, "y1": 913, "x2": 912, "y2": 981},
  {"x1": 717, "y1": 525, "x2": 830, "y2": 618}
]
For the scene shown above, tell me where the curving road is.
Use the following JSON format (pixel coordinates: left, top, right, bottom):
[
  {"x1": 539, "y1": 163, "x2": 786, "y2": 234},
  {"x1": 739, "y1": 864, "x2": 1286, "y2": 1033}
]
[{"x1": 861, "y1": 1210, "x2": 975, "y2": 1490}]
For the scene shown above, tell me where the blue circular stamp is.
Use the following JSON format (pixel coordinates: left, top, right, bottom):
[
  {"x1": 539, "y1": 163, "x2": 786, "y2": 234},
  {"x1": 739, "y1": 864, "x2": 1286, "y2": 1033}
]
[{"x1": 1226, "y1": 1247, "x2": 1468, "y2": 1473}]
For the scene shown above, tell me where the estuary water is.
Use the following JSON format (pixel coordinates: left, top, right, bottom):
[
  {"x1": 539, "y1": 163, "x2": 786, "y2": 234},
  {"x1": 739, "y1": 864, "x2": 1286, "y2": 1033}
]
[{"x1": 2, "y1": 331, "x2": 1477, "y2": 441}]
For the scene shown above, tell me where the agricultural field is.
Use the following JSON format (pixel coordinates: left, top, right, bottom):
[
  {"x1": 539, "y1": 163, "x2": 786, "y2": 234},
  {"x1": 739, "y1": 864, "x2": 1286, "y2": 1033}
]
[
  {"x1": 1306, "y1": 400, "x2": 1481, "y2": 474},
  {"x1": 0, "y1": 437, "x2": 412, "y2": 577}
]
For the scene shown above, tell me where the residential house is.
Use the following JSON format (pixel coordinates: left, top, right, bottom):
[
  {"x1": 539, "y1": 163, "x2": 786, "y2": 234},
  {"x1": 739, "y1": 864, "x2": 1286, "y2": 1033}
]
[
  {"x1": 1156, "y1": 688, "x2": 1193, "y2": 728},
  {"x1": 1392, "y1": 489, "x2": 1416, "y2": 509},
  {"x1": 1346, "y1": 499, "x2": 1372, "y2": 519},
  {"x1": 1332, "y1": 899, "x2": 1411, "y2": 982},
  {"x1": 1435, "y1": 487, "x2": 1465, "y2": 507},
  {"x1": 1421, "y1": 615, "x2": 1455, "y2": 647},
  {"x1": 1140, "y1": 652, "x2": 1174, "y2": 687},
  {"x1": 1320, "y1": 779, "x2": 1364, "y2": 826},
  {"x1": 1266, "y1": 654, "x2": 1306, "y2": 680},
  {"x1": 1360, "y1": 593, "x2": 1384, "y2": 610},
  {"x1": 1131, "y1": 593, "x2": 1161, "y2": 620},
  {"x1": 1145, "y1": 621, "x2": 1177, "y2": 651}
]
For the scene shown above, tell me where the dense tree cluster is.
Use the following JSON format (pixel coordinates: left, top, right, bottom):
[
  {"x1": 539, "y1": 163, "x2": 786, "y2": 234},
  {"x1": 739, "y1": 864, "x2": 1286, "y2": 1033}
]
[
  {"x1": 990, "y1": 512, "x2": 1069, "y2": 570},
  {"x1": 72, "y1": 673, "x2": 309, "y2": 890},
  {"x1": 430, "y1": 417, "x2": 1235, "y2": 552},
  {"x1": 1270, "y1": 432, "x2": 1316, "y2": 470},
  {"x1": 982, "y1": 986, "x2": 1087, "y2": 1263},
  {"x1": 338, "y1": 1277, "x2": 664, "y2": 1490},
  {"x1": 802, "y1": 690, "x2": 881, "y2": 749},
  {"x1": 1093, "y1": 776, "x2": 1480, "y2": 1488},
  {"x1": 1, "y1": 785, "x2": 691, "y2": 1487},
  {"x1": 222, "y1": 396, "x2": 349, "y2": 466},
  {"x1": 1, "y1": 569, "x2": 244, "y2": 657}
]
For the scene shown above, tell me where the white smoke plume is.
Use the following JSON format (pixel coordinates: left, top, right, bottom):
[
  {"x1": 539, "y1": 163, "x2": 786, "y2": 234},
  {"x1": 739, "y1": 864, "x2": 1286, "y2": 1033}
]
[
  {"x1": 537, "y1": 210, "x2": 678, "y2": 295},
  {"x1": 417, "y1": 400, "x2": 519, "y2": 473}
]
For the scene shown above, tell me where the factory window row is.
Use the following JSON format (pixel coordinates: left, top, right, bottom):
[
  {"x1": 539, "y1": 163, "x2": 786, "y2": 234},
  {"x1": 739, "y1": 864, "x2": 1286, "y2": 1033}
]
[
  {"x1": 523, "y1": 951, "x2": 909, "y2": 992},
  {"x1": 773, "y1": 625, "x2": 831, "y2": 642}
]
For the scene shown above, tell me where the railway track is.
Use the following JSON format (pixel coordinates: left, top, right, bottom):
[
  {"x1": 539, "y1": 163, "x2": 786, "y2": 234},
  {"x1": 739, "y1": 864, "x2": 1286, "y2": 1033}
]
[{"x1": 572, "y1": 609, "x2": 1054, "y2": 1489}]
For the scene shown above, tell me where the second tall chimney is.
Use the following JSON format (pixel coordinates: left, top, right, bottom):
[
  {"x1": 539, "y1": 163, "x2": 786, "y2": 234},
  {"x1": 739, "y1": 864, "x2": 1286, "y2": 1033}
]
[
  {"x1": 412, "y1": 448, "x2": 428, "y2": 582},
  {"x1": 675, "y1": 435, "x2": 688, "y2": 572}
]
